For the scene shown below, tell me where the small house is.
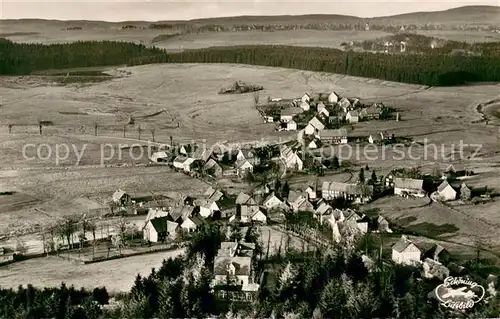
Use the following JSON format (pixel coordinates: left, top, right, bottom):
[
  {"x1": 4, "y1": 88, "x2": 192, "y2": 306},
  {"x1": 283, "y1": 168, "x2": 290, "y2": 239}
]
[
  {"x1": 213, "y1": 256, "x2": 254, "y2": 287},
  {"x1": 346, "y1": 110, "x2": 359, "y2": 123},
  {"x1": 338, "y1": 97, "x2": 352, "y2": 112},
  {"x1": 280, "y1": 107, "x2": 303, "y2": 123},
  {"x1": 173, "y1": 156, "x2": 188, "y2": 170},
  {"x1": 423, "y1": 244, "x2": 451, "y2": 264},
  {"x1": 299, "y1": 100, "x2": 310, "y2": 111},
  {"x1": 368, "y1": 133, "x2": 384, "y2": 144},
  {"x1": 360, "y1": 106, "x2": 381, "y2": 120},
  {"x1": 304, "y1": 117, "x2": 326, "y2": 136},
  {"x1": 236, "y1": 149, "x2": 260, "y2": 166},
  {"x1": 436, "y1": 180, "x2": 457, "y2": 201},
  {"x1": 280, "y1": 146, "x2": 304, "y2": 171},
  {"x1": 235, "y1": 159, "x2": 254, "y2": 177},
  {"x1": 112, "y1": 189, "x2": 132, "y2": 206},
  {"x1": 286, "y1": 120, "x2": 298, "y2": 131},
  {"x1": 181, "y1": 215, "x2": 204, "y2": 233},
  {"x1": 319, "y1": 129, "x2": 348, "y2": 145},
  {"x1": 376, "y1": 216, "x2": 391, "y2": 233},
  {"x1": 305, "y1": 185, "x2": 317, "y2": 200},
  {"x1": 392, "y1": 236, "x2": 421, "y2": 265},
  {"x1": 143, "y1": 217, "x2": 179, "y2": 243},
  {"x1": 394, "y1": 178, "x2": 425, "y2": 198},
  {"x1": 328, "y1": 91, "x2": 340, "y2": 103},
  {"x1": 149, "y1": 151, "x2": 169, "y2": 163},
  {"x1": 290, "y1": 195, "x2": 314, "y2": 213},
  {"x1": 317, "y1": 102, "x2": 327, "y2": 113},
  {"x1": 315, "y1": 202, "x2": 333, "y2": 219},
  {"x1": 204, "y1": 159, "x2": 223, "y2": 177},
  {"x1": 460, "y1": 183, "x2": 471, "y2": 201},
  {"x1": 308, "y1": 139, "x2": 318, "y2": 149},
  {"x1": 263, "y1": 192, "x2": 284, "y2": 210}
]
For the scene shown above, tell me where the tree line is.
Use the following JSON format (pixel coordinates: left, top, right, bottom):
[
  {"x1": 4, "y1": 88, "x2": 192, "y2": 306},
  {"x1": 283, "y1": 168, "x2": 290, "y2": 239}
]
[
  {"x1": 2, "y1": 39, "x2": 500, "y2": 86},
  {"x1": 0, "y1": 39, "x2": 168, "y2": 75},
  {"x1": 164, "y1": 45, "x2": 500, "y2": 86}
]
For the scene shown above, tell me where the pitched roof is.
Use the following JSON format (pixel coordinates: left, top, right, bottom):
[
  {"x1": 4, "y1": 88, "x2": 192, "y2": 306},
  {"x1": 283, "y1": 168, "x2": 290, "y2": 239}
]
[
  {"x1": 394, "y1": 178, "x2": 423, "y2": 190},
  {"x1": 263, "y1": 192, "x2": 282, "y2": 205},
  {"x1": 308, "y1": 117, "x2": 325, "y2": 130},
  {"x1": 437, "y1": 180, "x2": 452, "y2": 193},
  {"x1": 281, "y1": 107, "x2": 303, "y2": 116},
  {"x1": 320, "y1": 129, "x2": 348, "y2": 138},
  {"x1": 392, "y1": 236, "x2": 419, "y2": 253},
  {"x1": 348, "y1": 110, "x2": 359, "y2": 117},
  {"x1": 235, "y1": 158, "x2": 253, "y2": 169},
  {"x1": 236, "y1": 192, "x2": 250, "y2": 205},
  {"x1": 149, "y1": 217, "x2": 171, "y2": 233},
  {"x1": 151, "y1": 151, "x2": 168, "y2": 160},
  {"x1": 287, "y1": 190, "x2": 302, "y2": 203},
  {"x1": 112, "y1": 189, "x2": 127, "y2": 202},
  {"x1": 173, "y1": 156, "x2": 188, "y2": 164},
  {"x1": 204, "y1": 186, "x2": 216, "y2": 197},
  {"x1": 145, "y1": 208, "x2": 169, "y2": 222},
  {"x1": 425, "y1": 244, "x2": 448, "y2": 260},
  {"x1": 315, "y1": 202, "x2": 332, "y2": 215}
]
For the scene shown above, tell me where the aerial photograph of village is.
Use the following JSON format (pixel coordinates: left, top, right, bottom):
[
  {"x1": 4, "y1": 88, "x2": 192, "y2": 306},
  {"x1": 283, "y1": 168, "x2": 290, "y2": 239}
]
[{"x1": 0, "y1": 0, "x2": 499, "y2": 317}]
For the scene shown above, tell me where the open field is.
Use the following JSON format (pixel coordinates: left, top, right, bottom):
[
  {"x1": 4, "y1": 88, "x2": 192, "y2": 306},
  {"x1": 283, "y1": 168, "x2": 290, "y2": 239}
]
[
  {"x1": 415, "y1": 30, "x2": 500, "y2": 42},
  {"x1": 0, "y1": 165, "x2": 208, "y2": 236},
  {"x1": 362, "y1": 196, "x2": 500, "y2": 255},
  {"x1": 0, "y1": 249, "x2": 185, "y2": 292},
  {"x1": 152, "y1": 30, "x2": 391, "y2": 51}
]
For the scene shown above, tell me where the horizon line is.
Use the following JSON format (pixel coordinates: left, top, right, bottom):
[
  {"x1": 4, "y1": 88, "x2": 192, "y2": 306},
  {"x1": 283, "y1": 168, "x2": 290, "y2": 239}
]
[{"x1": 1, "y1": 4, "x2": 499, "y2": 23}]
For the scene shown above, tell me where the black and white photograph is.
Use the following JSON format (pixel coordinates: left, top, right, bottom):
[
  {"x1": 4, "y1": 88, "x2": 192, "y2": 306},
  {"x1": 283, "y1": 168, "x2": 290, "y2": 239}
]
[{"x1": 0, "y1": 0, "x2": 499, "y2": 317}]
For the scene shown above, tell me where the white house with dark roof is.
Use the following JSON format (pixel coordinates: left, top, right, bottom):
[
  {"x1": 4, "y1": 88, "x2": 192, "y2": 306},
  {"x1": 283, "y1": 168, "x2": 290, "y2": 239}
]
[
  {"x1": 394, "y1": 178, "x2": 425, "y2": 198},
  {"x1": 392, "y1": 236, "x2": 421, "y2": 265},
  {"x1": 235, "y1": 159, "x2": 254, "y2": 177},
  {"x1": 181, "y1": 215, "x2": 204, "y2": 232},
  {"x1": 436, "y1": 180, "x2": 457, "y2": 201},
  {"x1": 112, "y1": 189, "x2": 132, "y2": 206},
  {"x1": 143, "y1": 217, "x2": 179, "y2": 243},
  {"x1": 301, "y1": 93, "x2": 311, "y2": 103},
  {"x1": 236, "y1": 192, "x2": 257, "y2": 206},
  {"x1": 338, "y1": 97, "x2": 352, "y2": 112}
]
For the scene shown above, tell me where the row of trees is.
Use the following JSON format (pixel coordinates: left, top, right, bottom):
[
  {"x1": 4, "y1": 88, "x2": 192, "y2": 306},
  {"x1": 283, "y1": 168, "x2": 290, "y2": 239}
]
[
  {"x1": 165, "y1": 45, "x2": 500, "y2": 85},
  {"x1": 0, "y1": 39, "x2": 168, "y2": 75}
]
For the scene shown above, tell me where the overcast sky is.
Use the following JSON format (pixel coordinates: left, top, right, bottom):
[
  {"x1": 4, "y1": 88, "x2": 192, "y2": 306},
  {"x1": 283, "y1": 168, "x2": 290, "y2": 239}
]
[{"x1": 1, "y1": 0, "x2": 498, "y2": 21}]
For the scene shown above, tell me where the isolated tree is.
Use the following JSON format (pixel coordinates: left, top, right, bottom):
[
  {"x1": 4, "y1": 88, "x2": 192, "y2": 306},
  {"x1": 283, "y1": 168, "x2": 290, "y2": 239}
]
[
  {"x1": 359, "y1": 168, "x2": 365, "y2": 183},
  {"x1": 58, "y1": 218, "x2": 77, "y2": 249},
  {"x1": 365, "y1": 164, "x2": 370, "y2": 171},
  {"x1": 150, "y1": 127, "x2": 156, "y2": 143}
]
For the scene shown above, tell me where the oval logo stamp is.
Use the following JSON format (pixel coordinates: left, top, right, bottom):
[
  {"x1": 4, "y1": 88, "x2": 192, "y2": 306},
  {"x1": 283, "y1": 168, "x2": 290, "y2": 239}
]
[{"x1": 435, "y1": 276, "x2": 485, "y2": 310}]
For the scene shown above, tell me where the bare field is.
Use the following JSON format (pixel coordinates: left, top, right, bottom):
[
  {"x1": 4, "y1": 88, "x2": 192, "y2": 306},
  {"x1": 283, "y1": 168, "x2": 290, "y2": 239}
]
[
  {"x1": 0, "y1": 249, "x2": 185, "y2": 292},
  {"x1": 363, "y1": 196, "x2": 500, "y2": 255},
  {"x1": 0, "y1": 165, "x2": 208, "y2": 235},
  {"x1": 415, "y1": 30, "x2": 500, "y2": 43},
  {"x1": 153, "y1": 30, "x2": 391, "y2": 51}
]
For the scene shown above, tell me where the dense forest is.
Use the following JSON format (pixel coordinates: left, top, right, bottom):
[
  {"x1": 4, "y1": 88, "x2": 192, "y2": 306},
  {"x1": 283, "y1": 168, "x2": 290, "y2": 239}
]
[
  {"x1": 0, "y1": 39, "x2": 168, "y2": 75},
  {"x1": 164, "y1": 45, "x2": 500, "y2": 86},
  {"x1": 1, "y1": 224, "x2": 499, "y2": 318},
  {"x1": 1, "y1": 39, "x2": 500, "y2": 85}
]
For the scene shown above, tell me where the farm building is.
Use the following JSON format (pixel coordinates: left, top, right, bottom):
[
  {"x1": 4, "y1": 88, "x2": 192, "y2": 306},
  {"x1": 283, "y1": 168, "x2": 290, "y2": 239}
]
[
  {"x1": 394, "y1": 178, "x2": 425, "y2": 197},
  {"x1": 149, "y1": 151, "x2": 169, "y2": 163},
  {"x1": 112, "y1": 189, "x2": 132, "y2": 206},
  {"x1": 360, "y1": 105, "x2": 382, "y2": 120},
  {"x1": 346, "y1": 110, "x2": 360, "y2": 123},
  {"x1": 321, "y1": 181, "x2": 373, "y2": 204},
  {"x1": 319, "y1": 129, "x2": 348, "y2": 145},
  {"x1": 436, "y1": 180, "x2": 457, "y2": 201},
  {"x1": 280, "y1": 107, "x2": 303, "y2": 123},
  {"x1": 392, "y1": 236, "x2": 421, "y2": 265},
  {"x1": 143, "y1": 217, "x2": 179, "y2": 243}
]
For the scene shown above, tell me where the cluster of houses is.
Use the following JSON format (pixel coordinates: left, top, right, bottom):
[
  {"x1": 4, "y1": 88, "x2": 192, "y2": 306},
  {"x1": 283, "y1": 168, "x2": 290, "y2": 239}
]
[{"x1": 267, "y1": 91, "x2": 392, "y2": 139}]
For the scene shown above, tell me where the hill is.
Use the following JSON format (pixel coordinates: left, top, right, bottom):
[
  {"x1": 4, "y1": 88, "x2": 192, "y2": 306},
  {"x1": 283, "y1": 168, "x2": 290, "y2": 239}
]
[{"x1": 1, "y1": 5, "x2": 499, "y2": 30}]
